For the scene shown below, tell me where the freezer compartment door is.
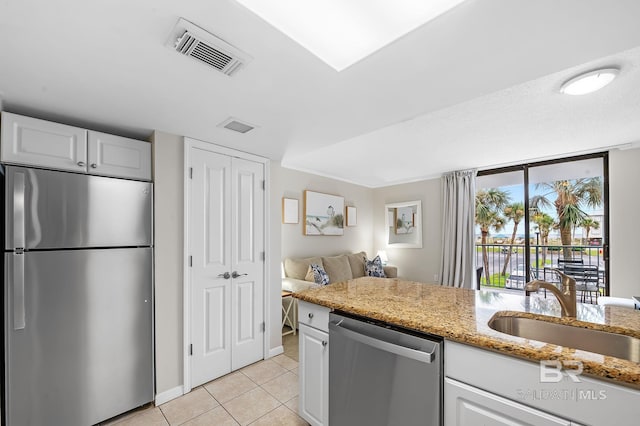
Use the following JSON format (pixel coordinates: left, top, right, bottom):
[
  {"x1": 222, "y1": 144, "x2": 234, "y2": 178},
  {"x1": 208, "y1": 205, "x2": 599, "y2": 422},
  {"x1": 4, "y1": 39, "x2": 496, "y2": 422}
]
[
  {"x1": 5, "y1": 166, "x2": 152, "y2": 249},
  {"x1": 4, "y1": 248, "x2": 153, "y2": 426}
]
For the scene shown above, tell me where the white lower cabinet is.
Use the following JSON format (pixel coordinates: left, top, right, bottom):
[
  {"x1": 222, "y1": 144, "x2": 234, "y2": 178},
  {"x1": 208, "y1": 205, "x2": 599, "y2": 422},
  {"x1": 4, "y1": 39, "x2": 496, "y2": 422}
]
[
  {"x1": 445, "y1": 378, "x2": 572, "y2": 426},
  {"x1": 298, "y1": 301, "x2": 329, "y2": 426},
  {"x1": 445, "y1": 340, "x2": 636, "y2": 426}
]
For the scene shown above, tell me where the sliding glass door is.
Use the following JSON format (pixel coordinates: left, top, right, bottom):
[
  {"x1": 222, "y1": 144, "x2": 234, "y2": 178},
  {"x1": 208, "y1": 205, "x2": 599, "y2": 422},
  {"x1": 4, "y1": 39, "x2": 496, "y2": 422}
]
[{"x1": 475, "y1": 153, "x2": 609, "y2": 299}]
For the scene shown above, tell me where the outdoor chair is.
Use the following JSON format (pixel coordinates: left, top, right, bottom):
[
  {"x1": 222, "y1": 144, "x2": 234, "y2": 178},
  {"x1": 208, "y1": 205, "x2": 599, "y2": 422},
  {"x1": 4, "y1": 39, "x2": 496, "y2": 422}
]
[
  {"x1": 476, "y1": 266, "x2": 483, "y2": 290},
  {"x1": 558, "y1": 261, "x2": 600, "y2": 304}
]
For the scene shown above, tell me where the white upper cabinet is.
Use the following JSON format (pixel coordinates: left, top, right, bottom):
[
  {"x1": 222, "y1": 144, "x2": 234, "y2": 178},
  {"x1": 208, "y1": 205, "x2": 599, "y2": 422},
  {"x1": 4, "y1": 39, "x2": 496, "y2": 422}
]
[
  {"x1": 1, "y1": 112, "x2": 87, "y2": 173},
  {"x1": 1, "y1": 112, "x2": 151, "y2": 181},
  {"x1": 87, "y1": 131, "x2": 151, "y2": 180}
]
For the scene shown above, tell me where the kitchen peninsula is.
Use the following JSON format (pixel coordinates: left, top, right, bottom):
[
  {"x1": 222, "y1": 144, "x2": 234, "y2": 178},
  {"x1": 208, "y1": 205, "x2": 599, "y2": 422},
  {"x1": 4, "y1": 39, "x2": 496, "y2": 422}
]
[{"x1": 295, "y1": 277, "x2": 640, "y2": 426}]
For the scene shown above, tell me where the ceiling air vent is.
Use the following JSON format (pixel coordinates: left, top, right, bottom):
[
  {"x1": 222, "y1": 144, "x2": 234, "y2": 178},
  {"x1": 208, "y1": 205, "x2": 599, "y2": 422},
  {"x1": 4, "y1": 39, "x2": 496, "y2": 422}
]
[
  {"x1": 218, "y1": 117, "x2": 257, "y2": 134},
  {"x1": 166, "y1": 18, "x2": 252, "y2": 76}
]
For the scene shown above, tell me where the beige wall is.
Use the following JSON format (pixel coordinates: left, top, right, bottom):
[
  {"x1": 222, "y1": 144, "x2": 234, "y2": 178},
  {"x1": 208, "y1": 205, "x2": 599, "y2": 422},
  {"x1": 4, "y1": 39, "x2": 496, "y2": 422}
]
[
  {"x1": 151, "y1": 131, "x2": 184, "y2": 394},
  {"x1": 373, "y1": 178, "x2": 442, "y2": 282},
  {"x1": 276, "y1": 164, "x2": 375, "y2": 259},
  {"x1": 268, "y1": 163, "x2": 283, "y2": 352},
  {"x1": 608, "y1": 147, "x2": 640, "y2": 298}
]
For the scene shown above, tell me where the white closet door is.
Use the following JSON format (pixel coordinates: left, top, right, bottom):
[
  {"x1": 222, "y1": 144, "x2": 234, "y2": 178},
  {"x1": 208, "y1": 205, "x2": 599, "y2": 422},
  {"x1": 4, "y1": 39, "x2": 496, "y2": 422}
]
[
  {"x1": 188, "y1": 145, "x2": 265, "y2": 388},
  {"x1": 190, "y1": 148, "x2": 232, "y2": 387},
  {"x1": 230, "y1": 158, "x2": 265, "y2": 370}
]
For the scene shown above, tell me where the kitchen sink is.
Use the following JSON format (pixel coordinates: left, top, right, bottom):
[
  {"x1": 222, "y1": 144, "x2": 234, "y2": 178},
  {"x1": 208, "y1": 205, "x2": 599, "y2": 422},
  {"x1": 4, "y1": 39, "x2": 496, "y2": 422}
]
[{"x1": 488, "y1": 314, "x2": 640, "y2": 363}]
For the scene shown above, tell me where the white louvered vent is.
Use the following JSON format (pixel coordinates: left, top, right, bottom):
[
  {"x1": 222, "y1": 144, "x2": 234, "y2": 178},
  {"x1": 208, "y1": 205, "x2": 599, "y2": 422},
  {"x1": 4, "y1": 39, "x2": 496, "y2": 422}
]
[{"x1": 166, "y1": 18, "x2": 252, "y2": 76}]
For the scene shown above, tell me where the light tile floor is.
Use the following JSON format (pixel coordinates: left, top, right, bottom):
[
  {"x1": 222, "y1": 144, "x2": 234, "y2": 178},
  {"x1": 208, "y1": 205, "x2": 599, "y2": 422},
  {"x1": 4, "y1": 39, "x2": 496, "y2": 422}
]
[{"x1": 103, "y1": 333, "x2": 306, "y2": 426}]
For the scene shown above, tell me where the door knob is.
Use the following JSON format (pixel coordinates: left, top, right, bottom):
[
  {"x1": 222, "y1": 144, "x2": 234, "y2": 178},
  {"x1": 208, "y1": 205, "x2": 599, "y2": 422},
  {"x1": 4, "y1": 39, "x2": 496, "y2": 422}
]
[
  {"x1": 217, "y1": 272, "x2": 231, "y2": 279},
  {"x1": 231, "y1": 271, "x2": 248, "y2": 278},
  {"x1": 77, "y1": 161, "x2": 86, "y2": 167},
  {"x1": 90, "y1": 163, "x2": 98, "y2": 168}
]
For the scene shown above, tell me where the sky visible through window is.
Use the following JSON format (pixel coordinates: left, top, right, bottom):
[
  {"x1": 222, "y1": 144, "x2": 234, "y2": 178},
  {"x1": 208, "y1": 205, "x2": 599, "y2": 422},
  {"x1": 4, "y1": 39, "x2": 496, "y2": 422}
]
[{"x1": 475, "y1": 182, "x2": 603, "y2": 241}]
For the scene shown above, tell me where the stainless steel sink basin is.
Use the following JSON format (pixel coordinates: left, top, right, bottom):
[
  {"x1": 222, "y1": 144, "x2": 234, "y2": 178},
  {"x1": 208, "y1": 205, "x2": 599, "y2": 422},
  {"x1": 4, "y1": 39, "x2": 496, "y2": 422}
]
[{"x1": 488, "y1": 314, "x2": 640, "y2": 363}]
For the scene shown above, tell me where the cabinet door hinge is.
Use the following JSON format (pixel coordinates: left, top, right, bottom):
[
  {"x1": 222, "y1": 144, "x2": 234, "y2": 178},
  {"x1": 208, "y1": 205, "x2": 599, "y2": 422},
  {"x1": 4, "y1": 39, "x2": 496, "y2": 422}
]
[
  {"x1": 260, "y1": 251, "x2": 265, "y2": 261},
  {"x1": 189, "y1": 344, "x2": 193, "y2": 356},
  {"x1": 189, "y1": 256, "x2": 192, "y2": 267},
  {"x1": 260, "y1": 322, "x2": 265, "y2": 332},
  {"x1": 262, "y1": 180, "x2": 265, "y2": 190},
  {"x1": 189, "y1": 167, "x2": 193, "y2": 179}
]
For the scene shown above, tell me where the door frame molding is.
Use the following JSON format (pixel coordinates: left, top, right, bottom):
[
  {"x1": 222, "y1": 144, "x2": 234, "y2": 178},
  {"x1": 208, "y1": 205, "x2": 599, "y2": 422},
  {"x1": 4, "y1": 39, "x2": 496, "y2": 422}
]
[{"x1": 182, "y1": 137, "x2": 270, "y2": 393}]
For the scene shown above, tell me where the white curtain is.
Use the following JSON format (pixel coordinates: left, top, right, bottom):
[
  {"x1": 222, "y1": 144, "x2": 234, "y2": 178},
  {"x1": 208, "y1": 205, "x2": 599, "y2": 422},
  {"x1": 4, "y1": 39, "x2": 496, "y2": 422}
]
[{"x1": 439, "y1": 169, "x2": 477, "y2": 288}]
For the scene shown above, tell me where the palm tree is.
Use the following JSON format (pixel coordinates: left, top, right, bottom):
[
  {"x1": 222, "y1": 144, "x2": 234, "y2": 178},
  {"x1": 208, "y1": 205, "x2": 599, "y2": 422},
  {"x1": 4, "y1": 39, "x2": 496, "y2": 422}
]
[
  {"x1": 579, "y1": 217, "x2": 600, "y2": 243},
  {"x1": 532, "y1": 212, "x2": 556, "y2": 266},
  {"x1": 530, "y1": 178, "x2": 602, "y2": 259},
  {"x1": 501, "y1": 202, "x2": 525, "y2": 275},
  {"x1": 476, "y1": 188, "x2": 509, "y2": 283}
]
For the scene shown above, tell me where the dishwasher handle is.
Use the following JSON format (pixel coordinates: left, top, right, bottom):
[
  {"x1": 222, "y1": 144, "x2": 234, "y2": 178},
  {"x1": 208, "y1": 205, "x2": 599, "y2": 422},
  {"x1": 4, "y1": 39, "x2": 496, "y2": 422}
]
[{"x1": 329, "y1": 320, "x2": 435, "y2": 364}]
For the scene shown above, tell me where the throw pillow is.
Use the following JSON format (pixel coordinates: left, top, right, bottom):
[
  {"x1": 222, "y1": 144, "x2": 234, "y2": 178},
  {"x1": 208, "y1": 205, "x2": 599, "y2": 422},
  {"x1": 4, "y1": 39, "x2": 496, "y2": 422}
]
[
  {"x1": 304, "y1": 266, "x2": 316, "y2": 282},
  {"x1": 321, "y1": 255, "x2": 353, "y2": 283},
  {"x1": 309, "y1": 263, "x2": 330, "y2": 285},
  {"x1": 365, "y1": 255, "x2": 386, "y2": 278}
]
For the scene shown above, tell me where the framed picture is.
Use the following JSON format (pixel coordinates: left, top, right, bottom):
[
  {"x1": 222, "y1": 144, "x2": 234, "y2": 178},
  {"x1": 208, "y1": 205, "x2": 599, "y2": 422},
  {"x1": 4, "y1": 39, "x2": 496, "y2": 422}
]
[
  {"x1": 282, "y1": 198, "x2": 299, "y2": 224},
  {"x1": 304, "y1": 190, "x2": 344, "y2": 235},
  {"x1": 346, "y1": 206, "x2": 357, "y2": 226}
]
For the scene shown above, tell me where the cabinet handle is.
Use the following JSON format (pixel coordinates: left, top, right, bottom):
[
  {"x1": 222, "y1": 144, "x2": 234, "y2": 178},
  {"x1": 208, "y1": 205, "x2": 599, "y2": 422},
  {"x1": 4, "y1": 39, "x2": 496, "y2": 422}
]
[
  {"x1": 231, "y1": 271, "x2": 248, "y2": 278},
  {"x1": 322, "y1": 340, "x2": 327, "y2": 347},
  {"x1": 308, "y1": 313, "x2": 314, "y2": 319},
  {"x1": 90, "y1": 163, "x2": 97, "y2": 169},
  {"x1": 217, "y1": 272, "x2": 231, "y2": 279},
  {"x1": 77, "y1": 161, "x2": 86, "y2": 167}
]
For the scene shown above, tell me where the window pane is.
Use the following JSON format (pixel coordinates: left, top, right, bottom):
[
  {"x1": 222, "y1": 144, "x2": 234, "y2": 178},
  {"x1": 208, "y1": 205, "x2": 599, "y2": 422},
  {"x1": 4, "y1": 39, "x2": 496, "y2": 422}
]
[
  {"x1": 476, "y1": 170, "x2": 526, "y2": 289},
  {"x1": 528, "y1": 158, "x2": 605, "y2": 301}
]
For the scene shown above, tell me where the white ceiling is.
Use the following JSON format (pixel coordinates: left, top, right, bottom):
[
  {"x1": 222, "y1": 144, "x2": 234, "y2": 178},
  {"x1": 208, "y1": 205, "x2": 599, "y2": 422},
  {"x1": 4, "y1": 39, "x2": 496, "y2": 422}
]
[{"x1": 1, "y1": 0, "x2": 640, "y2": 187}]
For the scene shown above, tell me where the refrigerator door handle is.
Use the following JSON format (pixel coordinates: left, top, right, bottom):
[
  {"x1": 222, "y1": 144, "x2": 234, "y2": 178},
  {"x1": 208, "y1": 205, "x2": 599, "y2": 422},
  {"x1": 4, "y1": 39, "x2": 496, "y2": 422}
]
[
  {"x1": 13, "y1": 171, "x2": 26, "y2": 249},
  {"x1": 12, "y1": 253, "x2": 26, "y2": 330}
]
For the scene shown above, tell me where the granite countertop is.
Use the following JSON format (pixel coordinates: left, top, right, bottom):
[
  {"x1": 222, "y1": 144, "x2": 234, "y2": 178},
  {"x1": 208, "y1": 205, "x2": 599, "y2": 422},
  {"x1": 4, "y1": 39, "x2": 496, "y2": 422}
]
[{"x1": 294, "y1": 277, "x2": 640, "y2": 389}]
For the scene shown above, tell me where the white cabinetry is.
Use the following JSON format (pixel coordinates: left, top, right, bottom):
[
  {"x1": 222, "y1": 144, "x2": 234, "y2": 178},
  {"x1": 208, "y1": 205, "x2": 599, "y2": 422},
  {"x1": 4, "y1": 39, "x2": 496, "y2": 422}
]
[
  {"x1": 1, "y1": 112, "x2": 151, "y2": 180},
  {"x1": 87, "y1": 131, "x2": 150, "y2": 180},
  {"x1": 445, "y1": 340, "x2": 636, "y2": 426},
  {"x1": 445, "y1": 378, "x2": 572, "y2": 426},
  {"x1": 298, "y1": 300, "x2": 330, "y2": 426},
  {"x1": 1, "y1": 112, "x2": 87, "y2": 172}
]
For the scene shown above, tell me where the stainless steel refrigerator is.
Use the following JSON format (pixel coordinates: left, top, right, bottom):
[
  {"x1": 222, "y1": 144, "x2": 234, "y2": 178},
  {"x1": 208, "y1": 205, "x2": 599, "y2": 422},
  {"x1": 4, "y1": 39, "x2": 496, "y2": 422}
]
[{"x1": 2, "y1": 165, "x2": 153, "y2": 425}]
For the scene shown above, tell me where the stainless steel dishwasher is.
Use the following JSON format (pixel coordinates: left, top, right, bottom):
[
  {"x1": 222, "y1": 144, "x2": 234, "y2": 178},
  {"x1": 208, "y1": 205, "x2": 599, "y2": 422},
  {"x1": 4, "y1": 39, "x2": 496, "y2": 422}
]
[{"x1": 329, "y1": 312, "x2": 443, "y2": 426}]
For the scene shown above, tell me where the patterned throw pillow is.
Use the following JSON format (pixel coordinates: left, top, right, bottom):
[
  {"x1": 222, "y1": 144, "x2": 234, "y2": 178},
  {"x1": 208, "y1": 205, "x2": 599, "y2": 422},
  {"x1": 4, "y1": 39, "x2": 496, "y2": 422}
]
[
  {"x1": 309, "y1": 263, "x2": 330, "y2": 285},
  {"x1": 365, "y1": 255, "x2": 386, "y2": 278}
]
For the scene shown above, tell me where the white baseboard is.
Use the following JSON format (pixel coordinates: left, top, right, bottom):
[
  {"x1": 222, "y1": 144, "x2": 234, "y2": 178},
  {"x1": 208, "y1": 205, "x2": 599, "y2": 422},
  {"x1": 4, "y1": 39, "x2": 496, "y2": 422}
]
[
  {"x1": 268, "y1": 345, "x2": 284, "y2": 358},
  {"x1": 155, "y1": 385, "x2": 184, "y2": 406}
]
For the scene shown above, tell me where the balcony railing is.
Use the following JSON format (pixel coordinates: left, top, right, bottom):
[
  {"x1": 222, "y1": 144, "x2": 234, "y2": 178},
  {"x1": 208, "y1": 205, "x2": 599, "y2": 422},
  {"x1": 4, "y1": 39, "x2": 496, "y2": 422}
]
[{"x1": 475, "y1": 243, "x2": 606, "y2": 293}]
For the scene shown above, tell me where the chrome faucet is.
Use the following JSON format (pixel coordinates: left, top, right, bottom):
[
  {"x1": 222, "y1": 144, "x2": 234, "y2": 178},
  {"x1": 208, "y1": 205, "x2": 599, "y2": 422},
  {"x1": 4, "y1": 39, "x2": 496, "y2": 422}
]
[{"x1": 524, "y1": 269, "x2": 577, "y2": 318}]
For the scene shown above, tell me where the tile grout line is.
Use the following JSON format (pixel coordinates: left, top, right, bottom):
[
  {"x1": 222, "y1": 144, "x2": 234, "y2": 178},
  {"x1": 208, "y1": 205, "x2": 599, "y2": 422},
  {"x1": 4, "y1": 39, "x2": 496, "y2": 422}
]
[{"x1": 246, "y1": 403, "x2": 285, "y2": 426}]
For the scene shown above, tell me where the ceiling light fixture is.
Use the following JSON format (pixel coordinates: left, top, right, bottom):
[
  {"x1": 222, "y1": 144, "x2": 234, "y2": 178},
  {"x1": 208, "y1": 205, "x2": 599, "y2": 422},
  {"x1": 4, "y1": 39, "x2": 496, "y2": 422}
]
[
  {"x1": 234, "y1": 0, "x2": 466, "y2": 71},
  {"x1": 560, "y1": 68, "x2": 619, "y2": 95}
]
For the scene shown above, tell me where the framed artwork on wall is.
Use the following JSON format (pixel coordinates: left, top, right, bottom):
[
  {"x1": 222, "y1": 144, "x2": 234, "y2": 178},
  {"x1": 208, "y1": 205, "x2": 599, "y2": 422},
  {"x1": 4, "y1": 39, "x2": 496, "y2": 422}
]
[
  {"x1": 282, "y1": 197, "x2": 299, "y2": 224},
  {"x1": 304, "y1": 190, "x2": 344, "y2": 235},
  {"x1": 346, "y1": 206, "x2": 357, "y2": 226}
]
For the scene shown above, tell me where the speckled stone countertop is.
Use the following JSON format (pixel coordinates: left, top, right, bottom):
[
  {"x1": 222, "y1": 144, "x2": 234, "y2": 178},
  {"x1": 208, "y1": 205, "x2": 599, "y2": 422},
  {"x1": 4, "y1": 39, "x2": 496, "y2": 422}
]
[{"x1": 294, "y1": 277, "x2": 640, "y2": 389}]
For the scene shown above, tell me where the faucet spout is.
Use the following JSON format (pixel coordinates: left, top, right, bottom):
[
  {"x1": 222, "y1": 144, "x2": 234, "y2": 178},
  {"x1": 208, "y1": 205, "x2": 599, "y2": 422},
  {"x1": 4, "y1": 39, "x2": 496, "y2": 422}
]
[{"x1": 524, "y1": 270, "x2": 577, "y2": 317}]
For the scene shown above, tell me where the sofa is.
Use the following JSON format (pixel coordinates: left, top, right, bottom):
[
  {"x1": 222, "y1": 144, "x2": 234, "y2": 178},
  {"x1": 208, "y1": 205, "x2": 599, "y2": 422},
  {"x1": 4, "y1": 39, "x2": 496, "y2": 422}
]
[
  {"x1": 281, "y1": 252, "x2": 398, "y2": 332},
  {"x1": 282, "y1": 251, "x2": 398, "y2": 293}
]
